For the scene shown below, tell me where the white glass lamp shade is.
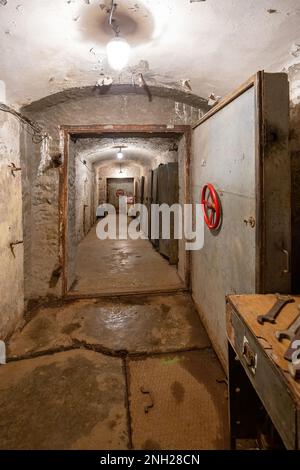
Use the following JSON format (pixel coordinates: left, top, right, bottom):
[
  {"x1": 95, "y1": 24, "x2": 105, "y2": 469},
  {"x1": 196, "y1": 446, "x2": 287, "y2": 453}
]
[
  {"x1": 117, "y1": 151, "x2": 123, "y2": 159},
  {"x1": 106, "y1": 37, "x2": 130, "y2": 71}
]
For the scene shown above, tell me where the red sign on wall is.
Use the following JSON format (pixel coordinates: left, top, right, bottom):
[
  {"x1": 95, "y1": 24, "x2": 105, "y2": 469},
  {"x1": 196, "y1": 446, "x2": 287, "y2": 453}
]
[{"x1": 116, "y1": 189, "x2": 125, "y2": 197}]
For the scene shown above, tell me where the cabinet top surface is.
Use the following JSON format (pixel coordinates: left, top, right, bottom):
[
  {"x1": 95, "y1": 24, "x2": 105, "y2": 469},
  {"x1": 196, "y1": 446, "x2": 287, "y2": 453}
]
[{"x1": 227, "y1": 294, "x2": 300, "y2": 401}]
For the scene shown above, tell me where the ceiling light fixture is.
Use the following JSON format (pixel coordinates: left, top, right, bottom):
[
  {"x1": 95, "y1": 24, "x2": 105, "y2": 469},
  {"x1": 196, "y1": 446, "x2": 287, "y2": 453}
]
[
  {"x1": 106, "y1": 1, "x2": 131, "y2": 71},
  {"x1": 117, "y1": 149, "x2": 123, "y2": 159},
  {"x1": 114, "y1": 145, "x2": 127, "y2": 159}
]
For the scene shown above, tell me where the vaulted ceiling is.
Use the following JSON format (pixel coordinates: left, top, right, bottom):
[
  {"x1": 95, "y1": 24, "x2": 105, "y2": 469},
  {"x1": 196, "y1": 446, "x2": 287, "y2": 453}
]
[
  {"x1": 74, "y1": 136, "x2": 179, "y2": 167},
  {"x1": 1, "y1": 0, "x2": 300, "y2": 106}
]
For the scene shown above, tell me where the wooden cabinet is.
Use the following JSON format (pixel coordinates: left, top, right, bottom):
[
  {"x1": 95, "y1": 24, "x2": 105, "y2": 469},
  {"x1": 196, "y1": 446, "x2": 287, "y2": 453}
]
[{"x1": 227, "y1": 294, "x2": 300, "y2": 449}]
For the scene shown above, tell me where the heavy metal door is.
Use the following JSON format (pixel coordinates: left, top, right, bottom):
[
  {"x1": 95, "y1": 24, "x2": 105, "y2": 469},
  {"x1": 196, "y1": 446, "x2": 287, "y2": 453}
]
[
  {"x1": 157, "y1": 162, "x2": 179, "y2": 264},
  {"x1": 191, "y1": 72, "x2": 291, "y2": 365}
]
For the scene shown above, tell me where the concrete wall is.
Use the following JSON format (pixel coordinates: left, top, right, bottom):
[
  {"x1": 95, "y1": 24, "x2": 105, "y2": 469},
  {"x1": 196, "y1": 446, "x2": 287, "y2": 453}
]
[
  {"x1": 75, "y1": 156, "x2": 95, "y2": 244},
  {"x1": 0, "y1": 113, "x2": 24, "y2": 339},
  {"x1": 21, "y1": 128, "x2": 61, "y2": 302},
  {"x1": 21, "y1": 92, "x2": 205, "y2": 301},
  {"x1": 66, "y1": 139, "x2": 76, "y2": 290},
  {"x1": 66, "y1": 141, "x2": 96, "y2": 290}
]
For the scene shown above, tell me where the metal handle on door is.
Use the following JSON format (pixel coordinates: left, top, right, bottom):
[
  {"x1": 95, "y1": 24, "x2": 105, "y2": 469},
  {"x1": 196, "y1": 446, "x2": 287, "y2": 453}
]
[{"x1": 282, "y1": 249, "x2": 290, "y2": 274}]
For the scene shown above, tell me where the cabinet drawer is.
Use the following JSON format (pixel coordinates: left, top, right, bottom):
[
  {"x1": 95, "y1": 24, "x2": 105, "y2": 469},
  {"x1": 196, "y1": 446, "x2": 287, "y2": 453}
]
[{"x1": 229, "y1": 306, "x2": 297, "y2": 449}]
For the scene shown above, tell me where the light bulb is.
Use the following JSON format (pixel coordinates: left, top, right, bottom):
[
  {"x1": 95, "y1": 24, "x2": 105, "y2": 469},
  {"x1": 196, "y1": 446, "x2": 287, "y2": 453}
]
[
  {"x1": 106, "y1": 37, "x2": 130, "y2": 71},
  {"x1": 117, "y1": 151, "x2": 123, "y2": 159}
]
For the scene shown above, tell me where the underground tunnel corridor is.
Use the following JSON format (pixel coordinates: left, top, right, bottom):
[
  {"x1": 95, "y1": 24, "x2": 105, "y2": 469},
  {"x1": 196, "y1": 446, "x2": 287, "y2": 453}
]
[
  {"x1": 0, "y1": 126, "x2": 231, "y2": 450},
  {"x1": 66, "y1": 133, "x2": 186, "y2": 297},
  {"x1": 0, "y1": 127, "x2": 231, "y2": 451},
  {"x1": 1, "y1": 0, "x2": 300, "y2": 458}
]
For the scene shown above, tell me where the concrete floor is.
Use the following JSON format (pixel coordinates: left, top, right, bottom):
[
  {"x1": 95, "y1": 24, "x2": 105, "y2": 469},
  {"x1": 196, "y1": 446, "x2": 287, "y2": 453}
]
[
  {"x1": 2, "y1": 293, "x2": 229, "y2": 450},
  {"x1": 71, "y1": 226, "x2": 183, "y2": 295}
]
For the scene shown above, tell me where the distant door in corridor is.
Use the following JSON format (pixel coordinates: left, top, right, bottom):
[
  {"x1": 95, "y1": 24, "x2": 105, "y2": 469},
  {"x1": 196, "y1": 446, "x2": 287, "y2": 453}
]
[{"x1": 107, "y1": 178, "x2": 134, "y2": 211}]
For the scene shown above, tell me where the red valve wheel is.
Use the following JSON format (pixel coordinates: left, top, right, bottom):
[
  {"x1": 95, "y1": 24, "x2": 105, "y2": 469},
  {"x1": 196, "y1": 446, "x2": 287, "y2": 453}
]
[{"x1": 201, "y1": 183, "x2": 221, "y2": 230}]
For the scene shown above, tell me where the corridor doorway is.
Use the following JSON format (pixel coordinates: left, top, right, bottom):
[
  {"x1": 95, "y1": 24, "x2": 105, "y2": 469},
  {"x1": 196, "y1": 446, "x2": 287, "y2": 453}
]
[
  {"x1": 107, "y1": 177, "x2": 134, "y2": 211},
  {"x1": 60, "y1": 125, "x2": 191, "y2": 298}
]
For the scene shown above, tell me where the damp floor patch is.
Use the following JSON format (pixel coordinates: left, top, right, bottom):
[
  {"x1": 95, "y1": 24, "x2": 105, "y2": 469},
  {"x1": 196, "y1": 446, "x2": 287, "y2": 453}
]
[
  {"x1": 128, "y1": 349, "x2": 229, "y2": 450},
  {"x1": 8, "y1": 294, "x2": 210, "y2": 358}
]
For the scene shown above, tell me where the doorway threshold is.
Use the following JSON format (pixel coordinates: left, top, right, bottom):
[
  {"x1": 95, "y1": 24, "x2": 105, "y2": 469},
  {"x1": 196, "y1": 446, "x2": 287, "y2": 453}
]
[{"x1": 65, "y1": 286, "x2": 187, "y2": 301}]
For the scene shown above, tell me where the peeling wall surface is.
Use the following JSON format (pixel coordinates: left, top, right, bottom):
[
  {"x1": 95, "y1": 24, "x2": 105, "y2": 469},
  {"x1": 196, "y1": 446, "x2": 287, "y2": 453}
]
[
  {"x1": 22, "y1": 93, "x2": 203, "y2": 301},
  {"x1": 0, "y1": 113, "x2": 24, "y2": 339},
  {"x1": 1, "y1": 1, "x2": 300, "y2": 107}
]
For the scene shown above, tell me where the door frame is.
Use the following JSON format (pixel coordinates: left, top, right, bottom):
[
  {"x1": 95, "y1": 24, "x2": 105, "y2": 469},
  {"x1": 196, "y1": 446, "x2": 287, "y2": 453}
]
[{"x1": 59, "y1": 124, "x2": 192, "y2": 297}]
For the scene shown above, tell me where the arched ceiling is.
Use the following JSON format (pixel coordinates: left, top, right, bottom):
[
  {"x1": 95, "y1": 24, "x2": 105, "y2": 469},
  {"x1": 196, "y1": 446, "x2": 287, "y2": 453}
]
[
  {"x1": 74, "y1": 136, "x2": 178, "y2": 168},
  {"x1": 1, "y1": 0, "x2": 300, "y2": 106},
  {"x1": 94, "y1": 159, "x2": 145, "y2": 173}
]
